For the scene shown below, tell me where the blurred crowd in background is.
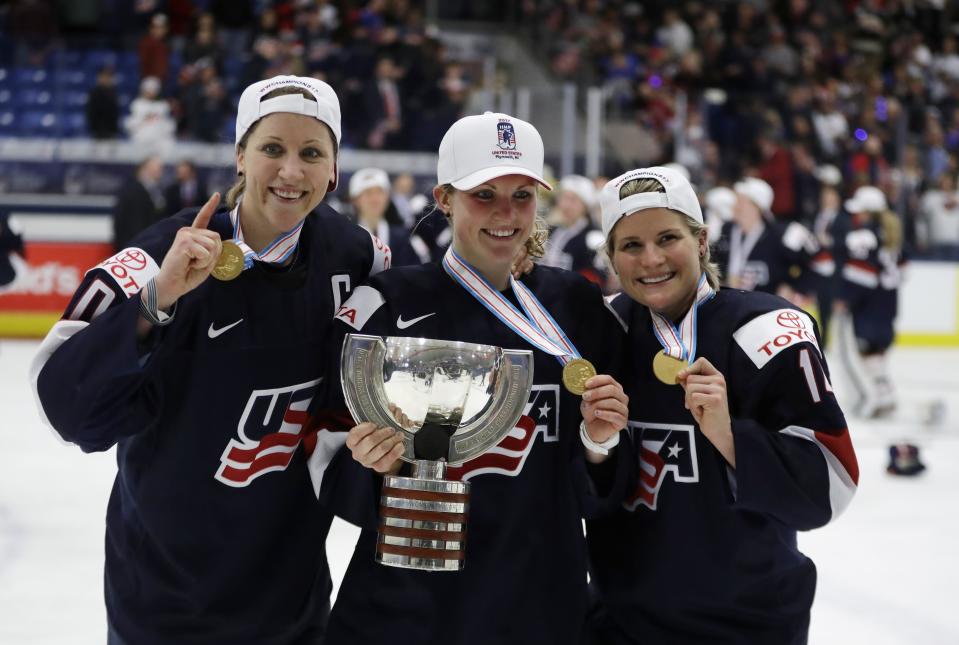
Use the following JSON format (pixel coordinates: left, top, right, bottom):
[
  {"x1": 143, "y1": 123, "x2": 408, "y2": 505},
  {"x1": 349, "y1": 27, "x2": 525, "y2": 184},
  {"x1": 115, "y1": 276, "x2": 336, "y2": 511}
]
[{"x1": 1, "y1": 0, "x2": 959, "y2": 261}]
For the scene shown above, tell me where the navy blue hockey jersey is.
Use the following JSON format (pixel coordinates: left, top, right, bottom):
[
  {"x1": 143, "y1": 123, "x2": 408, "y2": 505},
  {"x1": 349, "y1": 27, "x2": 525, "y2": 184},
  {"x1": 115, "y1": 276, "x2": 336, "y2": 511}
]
[
  {"x1": 838, "y1": 216, "x2": 904, "y2": 350},
  {"x1": 323, "y1": 262, "x2": 628, "y2": 645},
  {"x1": 0, "y1": 212, "x2": 25, "y2": 287},
  {"x1": 714, "y1": 220, "x2": 823, "y2": 296},
  {"x1": 587, "y1": 289, "x2": 858, "y2": 644},
  {"x1": 30, "y1": 204, "x2": 388, "y2": 644}
]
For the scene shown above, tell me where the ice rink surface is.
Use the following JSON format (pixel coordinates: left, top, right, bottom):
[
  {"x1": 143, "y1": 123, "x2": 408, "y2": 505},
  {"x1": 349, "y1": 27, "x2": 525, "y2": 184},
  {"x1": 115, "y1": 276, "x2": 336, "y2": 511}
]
[{"x1": 1, "y1": 338, "x2": 957, "y2": 644}]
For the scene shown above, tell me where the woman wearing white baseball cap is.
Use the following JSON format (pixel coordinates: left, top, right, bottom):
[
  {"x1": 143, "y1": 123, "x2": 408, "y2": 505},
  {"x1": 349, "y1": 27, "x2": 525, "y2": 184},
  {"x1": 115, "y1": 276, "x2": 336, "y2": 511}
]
[
  {"x1": 713, "y1": 176, "x2": 824, "y2": 308},
  {"x1": 586, "y1": 167, "x2": 858, "y2": 645},
  {"x1": 325, "y1": 112, "x2": 630, "y2": 644},
  {"x1": 31, "y1": 75, "x2": 391, "y2": 645},
  {"x1": 541, "y1": 174, "x2": 610, "y2": 289},
  {"x1": 348, "y1": 167, "x2": 431, "y2": 266},
  {"x1": 832, "y1": 185, "x2": 906, "y2": 421}
]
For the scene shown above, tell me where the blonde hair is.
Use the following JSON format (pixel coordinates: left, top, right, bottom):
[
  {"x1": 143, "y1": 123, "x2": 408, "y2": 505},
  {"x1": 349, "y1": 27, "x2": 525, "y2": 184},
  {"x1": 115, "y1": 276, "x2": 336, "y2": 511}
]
[
  {"x1": 225, "y1": 86, "x2": 337, "y2": 209},
  {"x1": 606, "y1": 177, "x2": 722, "y2": 289},
  {"x1": 436, "y1": 184, "x2": 550, "y2": 259},
  {"x1": 877, "y1": 209, "x2": 903, "y2": 253}
]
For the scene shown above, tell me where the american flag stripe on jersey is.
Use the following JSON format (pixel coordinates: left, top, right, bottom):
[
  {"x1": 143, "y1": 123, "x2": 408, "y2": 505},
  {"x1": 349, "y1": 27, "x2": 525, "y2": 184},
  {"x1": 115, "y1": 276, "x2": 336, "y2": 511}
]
[
  {"x1": 650, "y1": 273, "x2": 715, "y2": 362},
  {"x1": 443, "y1": 248, "x2": 580, "y2": 364},
  {"x1": 228, "y1": 203, "x2": 304, "y2": 269}
]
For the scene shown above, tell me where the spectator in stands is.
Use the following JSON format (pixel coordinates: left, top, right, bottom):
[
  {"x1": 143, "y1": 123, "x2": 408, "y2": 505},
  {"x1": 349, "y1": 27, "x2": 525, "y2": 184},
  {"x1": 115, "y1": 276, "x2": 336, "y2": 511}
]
[
  {"x1": 182, "y1": 15, "x2": 224, "y2": 74},
  {"x1": 124, "y1": 76, "x2": 176, "y2": 153},
  {"x1": 181, "y1": 62, "x2": 230, "y2": 142},
  {"x1": 138, "y1": 13, "x2": 171, "y2": 84},
  {"x1": 112, "y1": 155, "x2": 165, "y2": 251},
  {"x1": 363, "y1": 56, "x2": 404, "y2": 150},
  {"x1": 163, "y1": 160, "x2": 205, "y2": 216},
  {"x1": 8, "y1": 0, "x2": 58, "y2": 66},
  {"x1": 86, "y1": 66, "x2": 120, "y2": 140},
  {"x1": 756, "y1": 132, "x2": 797, "y2": 219},
  {"x1": 918, "y1": 173, "x2": 959, "y2": 259},
  {"x1": 210, "y1": 0, "x2": 255, "y2": 59}
]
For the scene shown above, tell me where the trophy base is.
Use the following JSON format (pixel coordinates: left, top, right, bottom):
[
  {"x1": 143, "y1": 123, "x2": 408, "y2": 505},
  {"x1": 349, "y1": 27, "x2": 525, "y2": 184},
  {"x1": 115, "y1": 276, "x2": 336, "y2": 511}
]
[{"x1": 376, "y1": 461, "x2": 469, "y2": 571}]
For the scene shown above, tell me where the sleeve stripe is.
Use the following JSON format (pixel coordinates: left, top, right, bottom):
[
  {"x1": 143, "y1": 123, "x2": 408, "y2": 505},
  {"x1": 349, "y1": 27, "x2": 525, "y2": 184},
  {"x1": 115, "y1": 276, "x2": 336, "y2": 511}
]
[
  {"x1": 29, "y1": 319, "x2": 89, "y2": 443},
  {"x1": 779, "y1": 425, "x2": 859, "y2": 520}
]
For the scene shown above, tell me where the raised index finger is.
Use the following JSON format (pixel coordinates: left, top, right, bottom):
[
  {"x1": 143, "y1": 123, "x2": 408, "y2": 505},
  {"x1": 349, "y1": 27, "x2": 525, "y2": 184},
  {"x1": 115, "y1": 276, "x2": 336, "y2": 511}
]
[{"x1": 191, "y1": 192, "x2": 222, "y2": 229}]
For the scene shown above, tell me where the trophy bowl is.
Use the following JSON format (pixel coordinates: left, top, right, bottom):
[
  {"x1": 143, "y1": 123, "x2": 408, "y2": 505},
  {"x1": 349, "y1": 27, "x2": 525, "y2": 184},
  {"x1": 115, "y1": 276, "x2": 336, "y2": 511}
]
[{"x1": 341, "y1": 334, "x2": 534, "y2": 571}]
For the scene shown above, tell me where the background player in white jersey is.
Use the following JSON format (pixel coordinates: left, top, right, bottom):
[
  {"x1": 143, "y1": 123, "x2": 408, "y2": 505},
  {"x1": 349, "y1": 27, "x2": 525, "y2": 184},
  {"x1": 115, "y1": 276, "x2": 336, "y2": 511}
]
[
  {"x1": 586, "y1": 167, "x2": 858, "y2": 644},
  {"x1": 29, "y1": 75, "x2": 389, "y2": 644},
  {"x1": 324, "y1": 112, "x2": 629, "y2": 644}
]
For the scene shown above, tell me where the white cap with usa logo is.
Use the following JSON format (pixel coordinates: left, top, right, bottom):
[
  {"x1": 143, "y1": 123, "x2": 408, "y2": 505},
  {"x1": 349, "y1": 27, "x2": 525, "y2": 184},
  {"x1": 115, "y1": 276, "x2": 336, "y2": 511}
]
[{"x1": 436, "y1": 111, "x2": 552, "y2": 191}]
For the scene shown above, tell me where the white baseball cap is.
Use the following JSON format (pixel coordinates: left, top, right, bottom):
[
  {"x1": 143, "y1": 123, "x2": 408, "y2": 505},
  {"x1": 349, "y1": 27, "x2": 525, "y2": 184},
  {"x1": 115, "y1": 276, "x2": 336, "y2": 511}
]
[
  {"x1": 559, "y1": 174, "x2": 597, "y2": 209},
  {"x1": 704, "y1": 186, "x2": 736, "y2": 222},
  {"x1": 599, "y1": 166, "x2": 703, "y2": 238},
  {"x1": 235, "y1": 75, "x2": 341, "y2": 147},
  {"x1": 436, "y1": 111, "x2": 551, "y2": 191},
  {"x1": 844, "y1": 186, "x2": 888, "y2": 213},
  {"x1": 734, "y1": 177, "x2": 774, "y2": 213},
  {"x1": 349, "y1": 167, "x2": 390, "y2": 198}
]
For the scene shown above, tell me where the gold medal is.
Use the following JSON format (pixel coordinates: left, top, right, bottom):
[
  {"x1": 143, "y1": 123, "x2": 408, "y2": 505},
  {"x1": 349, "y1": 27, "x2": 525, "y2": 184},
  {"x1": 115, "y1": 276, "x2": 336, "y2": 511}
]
[
  {"x1": 652, "y1": 350, "x2": 687, "y2": 385},
  {"x1": 563, "y1": 358, "x2": 596, "y2": 395},
  {"x1": 211, "y1": 241, "x2": 244, "y2": 281}
]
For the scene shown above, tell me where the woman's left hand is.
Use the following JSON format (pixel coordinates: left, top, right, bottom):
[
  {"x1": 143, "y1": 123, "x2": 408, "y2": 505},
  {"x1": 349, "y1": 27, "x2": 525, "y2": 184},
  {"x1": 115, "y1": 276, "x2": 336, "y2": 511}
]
[
  {"x1": 677, "y1": 357, "x2": 736, "y2": 467},
  {"x1": 581, "y1": 374, "x2": 629, "y2": 458}
]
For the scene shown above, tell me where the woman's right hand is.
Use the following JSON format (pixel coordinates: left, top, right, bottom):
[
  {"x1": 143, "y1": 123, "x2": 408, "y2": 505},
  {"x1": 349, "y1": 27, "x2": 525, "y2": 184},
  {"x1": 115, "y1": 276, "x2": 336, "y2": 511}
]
[
  {"x1": 345, "y1": 422, "x2": 406, "y2": 474},
  {"x1": 152, "y1": 192, "x2": 222, "y2": 310}
]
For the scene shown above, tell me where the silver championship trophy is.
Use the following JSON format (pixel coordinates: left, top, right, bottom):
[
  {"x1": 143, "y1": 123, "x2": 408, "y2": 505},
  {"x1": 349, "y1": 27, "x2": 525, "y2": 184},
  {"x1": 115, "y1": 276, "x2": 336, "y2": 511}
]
[{"x1": 341, "y1": 334, "x2": 534, "y2": 571}]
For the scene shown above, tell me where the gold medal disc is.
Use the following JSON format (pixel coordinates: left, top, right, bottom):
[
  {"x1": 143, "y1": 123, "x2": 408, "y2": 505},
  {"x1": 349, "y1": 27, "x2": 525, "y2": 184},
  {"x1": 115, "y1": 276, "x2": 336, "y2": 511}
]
[
  {"x1": 211, "y1": 241, "x2": 244, "y2": 281},
  {"x1": 563, "y1": 358, "x2": 597, "y2": 395},
  {"x1": 652, "y1": 350, "x2": 687, "y2": 385}
]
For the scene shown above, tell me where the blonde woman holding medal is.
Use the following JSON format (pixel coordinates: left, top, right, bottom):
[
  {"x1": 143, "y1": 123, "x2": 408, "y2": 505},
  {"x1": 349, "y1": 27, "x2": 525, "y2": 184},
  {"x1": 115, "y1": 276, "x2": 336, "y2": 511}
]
[
  {"x1": 30, "y1": 76, "x2": 390, "y2": 645},
  {"x1": 585, "y1": 167, "x2": 860, "y2": 645},
  {"x1": 325, "y1": 112, "x2": 629, "y2": 644}
]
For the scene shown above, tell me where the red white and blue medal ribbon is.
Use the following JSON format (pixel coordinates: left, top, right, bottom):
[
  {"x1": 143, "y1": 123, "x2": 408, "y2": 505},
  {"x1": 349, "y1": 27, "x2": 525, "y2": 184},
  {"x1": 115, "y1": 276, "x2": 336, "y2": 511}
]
[
  {"x1": 228, "y1": 203, "x2": 304, "y2": 271},
  {"x1": 442, "y1": 248, "x2": 581, "y2": 365},
  {"x1": 649, "y1": 273, "x2": 715, "y2": 363}
]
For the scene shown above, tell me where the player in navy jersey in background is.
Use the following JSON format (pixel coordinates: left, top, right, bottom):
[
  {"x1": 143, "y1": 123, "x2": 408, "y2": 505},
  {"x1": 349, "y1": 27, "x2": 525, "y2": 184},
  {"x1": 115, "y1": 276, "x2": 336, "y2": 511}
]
[
  {"x1": 542, "y1": 174, "x2": 608, "y2": 289},
  {"x1": 833, "y1": 186, "x2": 908, "y2": 424},
  {"x1": 0, "y1": 212, "x2": 25, "y2": 293},
  {"x1": 586, "y1": 167, "x2": 859, "y2": 644},
  {"x1": 348, "y1": 166, "x2": 431, "y2": 267},
  {"x1": 29, "y1": 76, "x2": 390, "y2": 645},
  {"x1": 323, "y1": 112, "x2": 630, "y2": 645},
  {"x1": 714, "y1": 176, "x2": 824, "y2": 309}
]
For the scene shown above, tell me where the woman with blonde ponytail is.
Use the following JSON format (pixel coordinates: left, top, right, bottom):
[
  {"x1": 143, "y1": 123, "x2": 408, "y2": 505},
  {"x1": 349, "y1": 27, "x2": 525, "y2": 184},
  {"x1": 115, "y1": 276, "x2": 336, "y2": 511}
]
[
  {"x1": 324, "y1": 112, "x2": 630, "y2": 644},
  {"x1": 834, "y1": 185, "x2": 907, "y2": 422},
  {"x1": 586, "y1": 166, "x2": 858, "y2": 645}
]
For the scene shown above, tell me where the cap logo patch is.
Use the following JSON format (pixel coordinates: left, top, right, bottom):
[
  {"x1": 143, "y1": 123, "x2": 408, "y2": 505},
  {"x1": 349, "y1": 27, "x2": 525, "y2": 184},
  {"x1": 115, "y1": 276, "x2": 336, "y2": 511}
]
[
  {"x1": 497, "y1": 121, "x2": 517, "y2": 150},
  {"x1": 491, "y1": 119, "x2": 523, "y2": 161}
]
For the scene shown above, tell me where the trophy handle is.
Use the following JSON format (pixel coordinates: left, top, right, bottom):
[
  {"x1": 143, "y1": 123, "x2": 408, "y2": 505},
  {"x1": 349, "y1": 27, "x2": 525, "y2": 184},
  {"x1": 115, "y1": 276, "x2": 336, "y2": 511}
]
[{"x1": 341, "y1": 333, "x2": 400, "y2": 436}]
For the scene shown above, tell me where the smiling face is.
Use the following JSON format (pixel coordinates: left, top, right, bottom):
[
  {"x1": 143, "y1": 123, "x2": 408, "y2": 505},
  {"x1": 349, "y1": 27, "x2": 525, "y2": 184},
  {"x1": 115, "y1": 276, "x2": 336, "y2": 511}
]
[
  {"x1": 608, "y1": 207, "x2": 706, "y2": 321},
  {"x1": 236, "y1": 112, "x2": 336, "y2": 251},
  {"x1": 435, "y1": 174, "x2": 537, "y2": 289}
]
